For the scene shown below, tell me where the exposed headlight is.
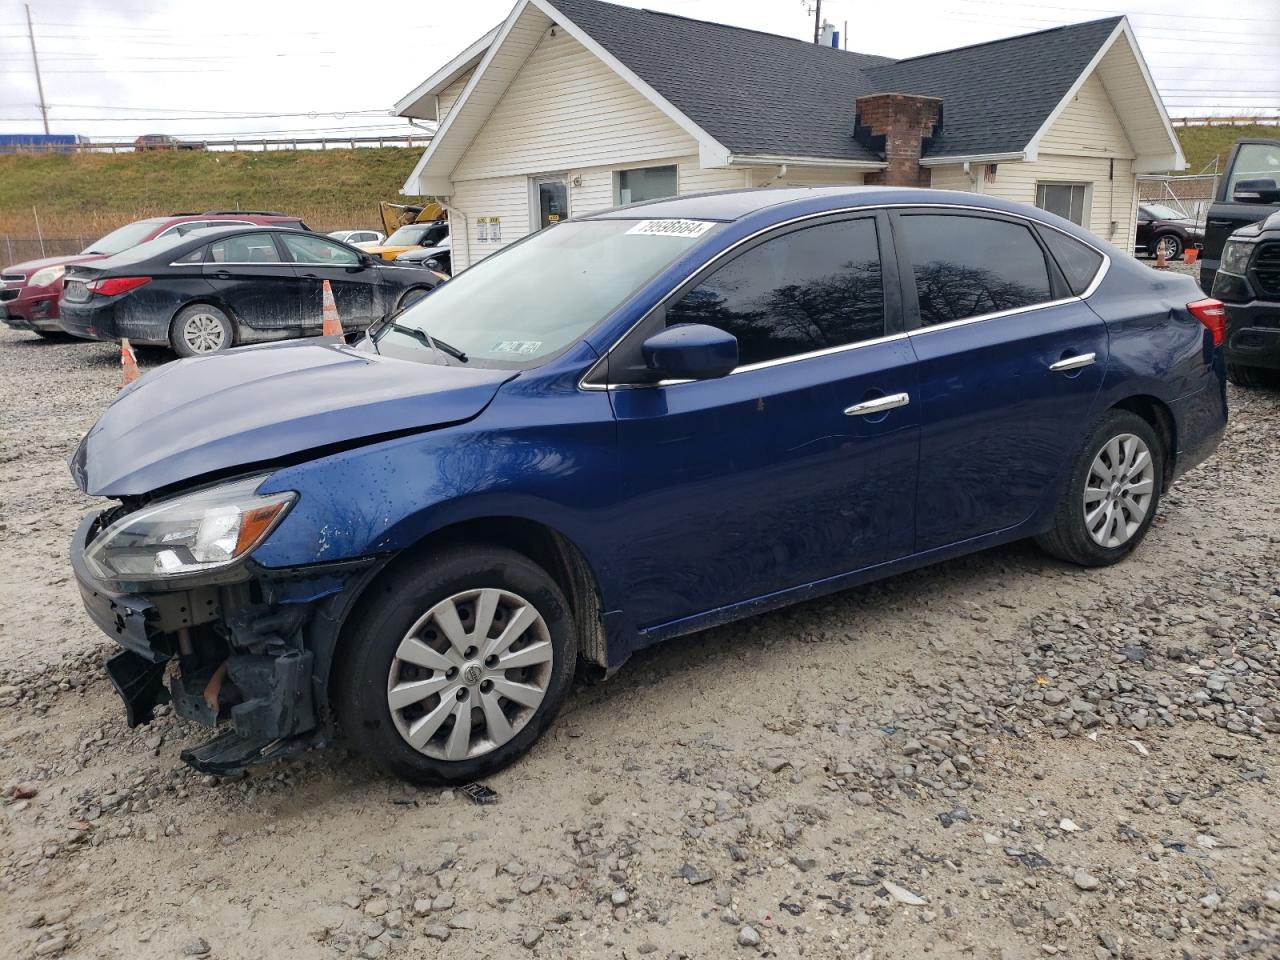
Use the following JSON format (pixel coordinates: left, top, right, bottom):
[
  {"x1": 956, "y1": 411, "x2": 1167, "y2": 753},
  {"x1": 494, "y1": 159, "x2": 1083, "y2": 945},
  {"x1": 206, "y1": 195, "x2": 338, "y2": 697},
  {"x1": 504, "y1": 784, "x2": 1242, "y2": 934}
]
[
  {"x1": 1219, "y1": 239, "x2": 1255, "y2": 277},
  {"x1": 29, "y1": 265, "x2": 66, "y2": 287},
  {"x1": 85, "y1": 476, "x2": 295, "y2": 582}
]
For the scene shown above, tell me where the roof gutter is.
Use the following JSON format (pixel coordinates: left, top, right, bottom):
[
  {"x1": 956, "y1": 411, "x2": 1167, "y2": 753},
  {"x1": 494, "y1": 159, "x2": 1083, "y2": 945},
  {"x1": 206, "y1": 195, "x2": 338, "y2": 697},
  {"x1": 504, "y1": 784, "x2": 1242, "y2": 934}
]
[
  {"x1": 919, "y1": 151, "x2": 1026, "y2": 167},
  {"x1": 726, "y1": 154, "x2": 887, "y2": 171}
]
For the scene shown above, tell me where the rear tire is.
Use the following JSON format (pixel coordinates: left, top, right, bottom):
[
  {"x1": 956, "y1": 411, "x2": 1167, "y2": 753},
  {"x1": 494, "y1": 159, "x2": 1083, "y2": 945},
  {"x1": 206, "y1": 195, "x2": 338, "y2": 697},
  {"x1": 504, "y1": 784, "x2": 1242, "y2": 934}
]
[
  {"x1": 1226, "y1": 362, "x2": 1278, "y2": 389},
  {"x1": 336, "y1": 545, "x2": 577, "y2": 785},
  {"x1": 1036, "y1": 410, "x2": 1164, "y2": 567},
  {"x1": 171, "y1": 303, "x2": 235, "y2": 357},
  {"x1": 1153, "y1": 233, "x2": 1183, "y2": 261}
]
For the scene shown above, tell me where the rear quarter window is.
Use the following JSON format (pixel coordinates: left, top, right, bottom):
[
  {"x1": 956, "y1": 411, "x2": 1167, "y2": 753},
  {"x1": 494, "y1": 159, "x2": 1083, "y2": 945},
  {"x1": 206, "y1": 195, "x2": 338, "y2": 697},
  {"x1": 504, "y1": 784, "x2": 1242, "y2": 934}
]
[{"x1": 1039, "y1": 228, "x2": 1104, "y2": 297}]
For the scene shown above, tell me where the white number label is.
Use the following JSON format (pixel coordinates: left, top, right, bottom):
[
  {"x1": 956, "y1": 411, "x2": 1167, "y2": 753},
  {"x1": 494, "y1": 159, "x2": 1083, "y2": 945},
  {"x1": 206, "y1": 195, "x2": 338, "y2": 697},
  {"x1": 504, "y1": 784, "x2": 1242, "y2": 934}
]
[{"x1": 626, "y1": 219, "x2": 716, "y2": 238}]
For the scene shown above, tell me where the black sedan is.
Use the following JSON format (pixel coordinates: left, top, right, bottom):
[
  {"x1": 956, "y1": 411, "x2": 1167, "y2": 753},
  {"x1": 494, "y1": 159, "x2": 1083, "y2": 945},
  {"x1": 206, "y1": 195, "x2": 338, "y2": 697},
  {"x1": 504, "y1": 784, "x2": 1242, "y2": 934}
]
[
  {"x1": 1135, "y1": 202, "x2": 1204, "y2": 261},
  {"x1": 58, "y1": 226, "x2": 442, "y2": 356}
]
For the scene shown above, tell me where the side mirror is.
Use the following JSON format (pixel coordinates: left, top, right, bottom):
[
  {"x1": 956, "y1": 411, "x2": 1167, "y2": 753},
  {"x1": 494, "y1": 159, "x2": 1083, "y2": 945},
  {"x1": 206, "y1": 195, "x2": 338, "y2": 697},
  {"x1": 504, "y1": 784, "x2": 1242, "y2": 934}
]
[
  {"x1": 641, "y1": 323, "x2": 738, "y2": 382},
  {"x1": 1232, "y1": 178, "x2": 1280, "y2": 204}
]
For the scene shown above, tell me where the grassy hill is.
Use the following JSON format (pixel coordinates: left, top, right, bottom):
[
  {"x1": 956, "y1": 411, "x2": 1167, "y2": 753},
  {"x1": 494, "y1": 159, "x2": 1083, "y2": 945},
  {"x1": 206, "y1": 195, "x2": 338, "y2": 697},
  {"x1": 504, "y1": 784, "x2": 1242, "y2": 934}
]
[
  {"x1": 0, "y1": 147, "x2": 422, "y2": 240},
  {"x1": 0, "y1": 123, "x2": 1274, "y2": 243}
]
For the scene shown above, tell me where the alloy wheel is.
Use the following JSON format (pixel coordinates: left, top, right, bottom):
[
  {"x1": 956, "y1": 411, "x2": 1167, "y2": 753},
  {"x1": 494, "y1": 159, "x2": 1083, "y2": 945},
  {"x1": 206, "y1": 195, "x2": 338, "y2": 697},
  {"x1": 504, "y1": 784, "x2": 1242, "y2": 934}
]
[
  {"x1": 182, "y1": 313, "x2": 226, "y2": 353},
  {"x1": 1083, "y1": 433, "x2": 1155, "y2": 548},
  {"x1": 1155, "y1": 235, "x2": 1179, "y2": 260},
  {"x1": 386, "y1": 588, "x2": 553, "y2": 762}
]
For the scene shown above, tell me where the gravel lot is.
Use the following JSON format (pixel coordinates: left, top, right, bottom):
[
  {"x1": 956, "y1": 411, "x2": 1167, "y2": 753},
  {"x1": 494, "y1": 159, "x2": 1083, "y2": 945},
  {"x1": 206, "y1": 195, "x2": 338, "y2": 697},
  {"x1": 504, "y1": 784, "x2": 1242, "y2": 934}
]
[{"x1": 2, "y1": 305, "x2": 1279, "y2": 960}]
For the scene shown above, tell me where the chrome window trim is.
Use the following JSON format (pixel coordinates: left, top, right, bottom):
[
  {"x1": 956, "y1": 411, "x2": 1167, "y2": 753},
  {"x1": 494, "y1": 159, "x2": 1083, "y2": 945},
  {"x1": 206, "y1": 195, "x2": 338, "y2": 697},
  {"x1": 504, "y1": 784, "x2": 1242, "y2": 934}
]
[
  {"x1": 579, "y1": 201, "x2": 1111, "y2": 392},
  {"x1": 181, "y1": 260, "x2": 283, "y2": 267}
]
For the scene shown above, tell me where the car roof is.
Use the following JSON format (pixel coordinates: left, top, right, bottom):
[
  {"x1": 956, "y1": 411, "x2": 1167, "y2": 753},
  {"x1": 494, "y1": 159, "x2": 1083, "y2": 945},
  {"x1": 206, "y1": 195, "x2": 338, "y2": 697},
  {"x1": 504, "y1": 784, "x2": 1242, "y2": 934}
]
[{"x1": 586, "y1": 185, "x2": 1045, "y2": 223}]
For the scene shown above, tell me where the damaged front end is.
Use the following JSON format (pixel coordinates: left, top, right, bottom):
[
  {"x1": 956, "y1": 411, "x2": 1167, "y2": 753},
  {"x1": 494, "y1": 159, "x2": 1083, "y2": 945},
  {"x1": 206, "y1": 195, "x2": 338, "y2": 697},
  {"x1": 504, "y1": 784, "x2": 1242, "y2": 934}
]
[{"x1": 71, "y1": 479, "x2": 383, "y2": 777}]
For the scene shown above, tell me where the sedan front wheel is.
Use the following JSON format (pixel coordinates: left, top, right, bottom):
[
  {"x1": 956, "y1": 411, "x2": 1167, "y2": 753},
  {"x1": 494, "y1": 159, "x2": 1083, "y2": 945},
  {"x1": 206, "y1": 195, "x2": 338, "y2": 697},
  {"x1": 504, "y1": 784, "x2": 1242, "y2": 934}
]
[{"x1": 337, "y1": 545, "x2": 577, "y2": 784}]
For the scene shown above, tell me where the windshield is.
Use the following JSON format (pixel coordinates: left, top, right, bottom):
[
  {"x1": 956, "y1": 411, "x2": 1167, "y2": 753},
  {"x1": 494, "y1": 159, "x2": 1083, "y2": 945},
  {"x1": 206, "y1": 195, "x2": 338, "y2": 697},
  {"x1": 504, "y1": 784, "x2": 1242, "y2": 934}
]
[
  {"x1": 84, "y1": 219, "x2": 165, "y2": 256},
  {"x1": 385, "y1": 224, "x2": 432, "y2": 246},
  {"x1": 377, "y1": 218, "x2": 720, "y2": 367},
  {"x1": 1144, "y1": 203, "x2": 1187, "y2": 220}
]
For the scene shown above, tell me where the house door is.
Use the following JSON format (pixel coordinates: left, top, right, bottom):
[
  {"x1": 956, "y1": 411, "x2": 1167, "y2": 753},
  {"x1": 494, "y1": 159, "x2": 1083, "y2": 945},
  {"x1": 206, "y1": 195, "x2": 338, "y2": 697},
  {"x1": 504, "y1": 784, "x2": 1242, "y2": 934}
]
[{"x1": 530, "y1": 175, "x2": 569, "y2": 230}]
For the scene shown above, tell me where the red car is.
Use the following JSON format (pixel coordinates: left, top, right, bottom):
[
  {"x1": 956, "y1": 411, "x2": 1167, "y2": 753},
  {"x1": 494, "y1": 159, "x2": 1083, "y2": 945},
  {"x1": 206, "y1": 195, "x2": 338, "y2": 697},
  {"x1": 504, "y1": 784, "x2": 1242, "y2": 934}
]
[{"x1": 1, "y1": 211, "x2": 307, "y2": 338}]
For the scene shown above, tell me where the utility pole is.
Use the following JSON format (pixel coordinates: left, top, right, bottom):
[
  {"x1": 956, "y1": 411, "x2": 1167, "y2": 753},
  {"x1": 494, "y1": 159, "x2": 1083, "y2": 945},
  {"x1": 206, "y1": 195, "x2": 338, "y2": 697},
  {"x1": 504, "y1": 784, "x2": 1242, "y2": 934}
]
[
  {"x1": 812, "y1": 0, "x2": 822, "y2": 44},
  {"x1": 25, "y1": 3, "x2": 50, "y2": 134}
]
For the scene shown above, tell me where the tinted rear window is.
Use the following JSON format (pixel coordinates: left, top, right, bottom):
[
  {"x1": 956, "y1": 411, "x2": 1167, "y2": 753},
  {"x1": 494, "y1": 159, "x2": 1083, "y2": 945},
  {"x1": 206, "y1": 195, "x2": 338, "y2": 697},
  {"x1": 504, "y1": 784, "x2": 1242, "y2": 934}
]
[{"x1": 899, "y1": 214, "x2": 1052, "y2": 326}]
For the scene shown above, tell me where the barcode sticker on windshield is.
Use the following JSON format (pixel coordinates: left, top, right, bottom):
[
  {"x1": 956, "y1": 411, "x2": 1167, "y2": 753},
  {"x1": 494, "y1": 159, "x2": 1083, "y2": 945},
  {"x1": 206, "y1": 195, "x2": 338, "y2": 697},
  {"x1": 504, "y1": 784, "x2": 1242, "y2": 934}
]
[
  {"x1": 492, "y1": 340, "x2": 543, "y2": 355},
  {"x1": 626, "y1": 219, "x2": 716, "y2": 239}
]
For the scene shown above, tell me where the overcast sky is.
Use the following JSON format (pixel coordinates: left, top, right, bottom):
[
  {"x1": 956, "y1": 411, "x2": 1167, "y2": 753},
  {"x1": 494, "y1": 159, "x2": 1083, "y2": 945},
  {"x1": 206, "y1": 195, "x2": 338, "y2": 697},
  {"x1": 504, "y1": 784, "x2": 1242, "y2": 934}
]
[{"x1": 1, "y1": 0, "x2": 1276, "y2": 148}]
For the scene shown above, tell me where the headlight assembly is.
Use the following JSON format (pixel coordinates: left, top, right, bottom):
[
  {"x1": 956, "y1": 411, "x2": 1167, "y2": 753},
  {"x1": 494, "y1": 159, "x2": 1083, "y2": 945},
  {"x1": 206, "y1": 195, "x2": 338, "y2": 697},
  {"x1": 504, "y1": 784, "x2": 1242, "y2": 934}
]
[
  {"x1": 29, "y1": 265, "x2": 66, "y2": 288},
  {"x1": 1219, "y1": 239, "x2": 1255, "y2": 277},
  {"x1": 84, "y1": 476, "x2": 295, "y2": 582}
]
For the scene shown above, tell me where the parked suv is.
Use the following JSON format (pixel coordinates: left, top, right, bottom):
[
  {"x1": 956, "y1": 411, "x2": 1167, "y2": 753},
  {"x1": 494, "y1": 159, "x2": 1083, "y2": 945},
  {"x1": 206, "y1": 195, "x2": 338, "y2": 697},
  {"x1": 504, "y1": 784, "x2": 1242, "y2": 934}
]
[
  {"x1": 1211, "y1": 210, "x2": 1280, "y2": 387},
  {"x1": 69, "y1": 187, "x2": 1226, "y2": 784},
  {"x1": 1, "y1": 211, "x2": 307, "y2": 338},
  {"x1": 1200, "y1": 139, "x2": 1280, "y2": 293},
  {"x1": 1135, "y1": 202, "x2": 1203, "y2": 261}
]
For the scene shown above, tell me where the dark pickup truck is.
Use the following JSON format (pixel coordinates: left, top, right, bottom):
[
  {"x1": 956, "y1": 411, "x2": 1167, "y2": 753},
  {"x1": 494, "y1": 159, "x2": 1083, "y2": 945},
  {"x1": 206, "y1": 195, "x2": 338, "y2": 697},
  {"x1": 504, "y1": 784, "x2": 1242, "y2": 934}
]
[
  {"x1": 1211, "y1": 209, "x2": 1280, "y2": 387},
  {"x1": 1200, "y1": 138, "x2": 1280, "y2": 294}
]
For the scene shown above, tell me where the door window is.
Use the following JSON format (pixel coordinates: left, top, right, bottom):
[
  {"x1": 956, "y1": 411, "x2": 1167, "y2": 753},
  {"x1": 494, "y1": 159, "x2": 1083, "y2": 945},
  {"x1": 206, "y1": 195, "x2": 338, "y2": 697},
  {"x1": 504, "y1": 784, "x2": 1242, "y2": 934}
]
[
  {"x1": 281, "y1": 233, "x2": 360, "y2": 265},
  {"x1": 617, "y1": 165, "x2": 678, "y2": 205},
  {"x1": 209, "y1": 232, "x2": 282, "y2": 263},
  {"x1": 1035, "y1": 183, "x2": 1090, "y2": 225},
  {"x1": 666, "y1": 218, "x2": 884, "y2": 367},
  {"x1": 898, "y1": 214, "x2": 1053, "y2": 327},
  {"x1": 1225, "y1": 142, "x2": 1280, "y2": 198},
  {"x1": 532, "y1": 177, "x2": 568, "y2": 230}
]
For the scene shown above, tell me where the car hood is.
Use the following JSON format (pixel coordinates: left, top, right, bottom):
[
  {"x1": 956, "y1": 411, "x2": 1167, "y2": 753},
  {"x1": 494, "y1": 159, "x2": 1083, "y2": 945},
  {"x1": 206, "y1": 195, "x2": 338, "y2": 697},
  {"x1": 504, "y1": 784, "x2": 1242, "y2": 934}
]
[
  {"x1": 72, "y1": 339, "x2": 516, "y2": 497},
  {"x1": 4, "y1": 252, "x2": 101, "y2": 275},
  {"x1": 396, "y1": 244, "x2": 447, "y2": 262}
]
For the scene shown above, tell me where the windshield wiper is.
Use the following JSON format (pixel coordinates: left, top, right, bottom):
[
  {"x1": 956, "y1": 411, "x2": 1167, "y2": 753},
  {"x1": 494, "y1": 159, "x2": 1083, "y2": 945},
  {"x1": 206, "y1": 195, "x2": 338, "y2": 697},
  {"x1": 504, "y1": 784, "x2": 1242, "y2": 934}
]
[{"x1": 373, "y1": 319, "x2": 468, "y2": 363}]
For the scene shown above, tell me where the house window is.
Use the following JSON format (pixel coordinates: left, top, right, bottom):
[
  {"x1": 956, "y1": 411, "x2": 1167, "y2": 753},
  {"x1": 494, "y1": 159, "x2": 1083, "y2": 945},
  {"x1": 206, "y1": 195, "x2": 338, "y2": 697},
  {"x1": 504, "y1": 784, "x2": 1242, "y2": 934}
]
[
  {"x1": 616, "y1": 165, "x2": 678, "y2": 205},
  {"x1": 1035, "y1": 183, "x2": 1090, "y2": 226}
]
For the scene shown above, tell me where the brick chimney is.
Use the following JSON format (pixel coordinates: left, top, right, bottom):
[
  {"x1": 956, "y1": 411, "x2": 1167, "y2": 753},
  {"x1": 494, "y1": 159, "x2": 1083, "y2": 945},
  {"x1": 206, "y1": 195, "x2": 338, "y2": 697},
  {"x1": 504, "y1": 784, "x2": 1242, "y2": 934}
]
[{"x1": 854, "y1": 93, "x2": 943, "y2": 187}]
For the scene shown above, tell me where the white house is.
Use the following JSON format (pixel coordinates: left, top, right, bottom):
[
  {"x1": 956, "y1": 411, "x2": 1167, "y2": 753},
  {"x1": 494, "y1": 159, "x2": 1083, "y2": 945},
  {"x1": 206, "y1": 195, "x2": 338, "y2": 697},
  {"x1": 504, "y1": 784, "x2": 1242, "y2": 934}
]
[{"x1": 396, "y1": 0, "x2": 1184, "y2": 272}]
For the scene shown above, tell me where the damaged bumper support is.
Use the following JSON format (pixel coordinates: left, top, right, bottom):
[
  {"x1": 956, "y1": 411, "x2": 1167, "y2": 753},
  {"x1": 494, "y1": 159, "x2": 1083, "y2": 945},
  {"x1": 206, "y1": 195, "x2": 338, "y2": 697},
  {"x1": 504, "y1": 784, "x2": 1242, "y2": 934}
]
[{"x1": 71, "y1": 512, "x2": 380, "y2": 775}]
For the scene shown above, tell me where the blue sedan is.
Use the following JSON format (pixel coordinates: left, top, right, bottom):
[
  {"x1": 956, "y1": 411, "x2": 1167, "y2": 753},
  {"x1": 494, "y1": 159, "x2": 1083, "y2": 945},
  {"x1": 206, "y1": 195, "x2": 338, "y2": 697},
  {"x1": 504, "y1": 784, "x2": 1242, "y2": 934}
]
[{"x1": 68, "y1": 187, "x2": 1227, "y2": 783}]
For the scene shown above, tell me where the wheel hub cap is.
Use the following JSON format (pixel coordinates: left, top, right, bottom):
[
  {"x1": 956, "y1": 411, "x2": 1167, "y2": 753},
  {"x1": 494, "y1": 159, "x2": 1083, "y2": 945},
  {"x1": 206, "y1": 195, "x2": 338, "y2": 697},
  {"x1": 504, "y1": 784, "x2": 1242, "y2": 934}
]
[
  {"x1": 184, "y1": 314, "x2": 224, "y2": 352},
  {"x1": 1083, "y1": 433, "x2": 1155, "y2": 548},
  {"x1": 386, "y1": 587, "x2": 553, "y2": 762}
]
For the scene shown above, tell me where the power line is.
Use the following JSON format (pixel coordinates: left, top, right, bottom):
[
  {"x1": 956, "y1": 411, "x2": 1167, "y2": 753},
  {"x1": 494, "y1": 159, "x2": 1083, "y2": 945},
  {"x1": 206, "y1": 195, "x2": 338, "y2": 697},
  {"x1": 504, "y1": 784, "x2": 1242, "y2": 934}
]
[{"x1": 949, "y1": 0, "x2": 1280, "y2": 29}]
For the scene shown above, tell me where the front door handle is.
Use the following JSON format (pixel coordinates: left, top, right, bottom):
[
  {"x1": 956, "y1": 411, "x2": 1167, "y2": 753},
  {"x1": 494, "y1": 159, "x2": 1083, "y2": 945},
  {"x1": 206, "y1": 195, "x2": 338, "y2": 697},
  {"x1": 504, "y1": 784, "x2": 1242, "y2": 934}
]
[
  {"x1": 1049, "y1": 352, "x2": 1096, "y2": 373},
  {"x1": 844, "y1": 392, "x2": 910, "y2": 416}
]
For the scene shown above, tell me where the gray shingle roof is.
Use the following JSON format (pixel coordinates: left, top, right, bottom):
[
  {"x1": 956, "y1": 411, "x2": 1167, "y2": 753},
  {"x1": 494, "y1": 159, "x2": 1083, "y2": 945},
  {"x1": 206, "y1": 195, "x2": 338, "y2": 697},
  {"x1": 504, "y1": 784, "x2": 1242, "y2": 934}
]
[{"x1": 545, "y1": 0, "x2": 1122, "y2": 163}]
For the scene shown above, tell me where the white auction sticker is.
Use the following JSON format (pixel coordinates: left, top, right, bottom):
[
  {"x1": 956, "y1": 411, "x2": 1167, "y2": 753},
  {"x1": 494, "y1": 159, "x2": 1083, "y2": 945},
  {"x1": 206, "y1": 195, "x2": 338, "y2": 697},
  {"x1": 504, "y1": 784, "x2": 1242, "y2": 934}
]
[{"x1": 626, "y1": 219, "x2": 716, "y2": 238}]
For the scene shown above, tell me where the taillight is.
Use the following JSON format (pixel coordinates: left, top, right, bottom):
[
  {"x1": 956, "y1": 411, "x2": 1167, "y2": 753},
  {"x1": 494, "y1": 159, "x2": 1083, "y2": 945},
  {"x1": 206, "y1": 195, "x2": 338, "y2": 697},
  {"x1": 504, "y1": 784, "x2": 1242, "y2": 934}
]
[
  {"x1": 1187, "y1": 298, "x2": 1226, "y2": 347},
  {"x1": 88, "y1": 276, "x2": 151, "y2": 297}
]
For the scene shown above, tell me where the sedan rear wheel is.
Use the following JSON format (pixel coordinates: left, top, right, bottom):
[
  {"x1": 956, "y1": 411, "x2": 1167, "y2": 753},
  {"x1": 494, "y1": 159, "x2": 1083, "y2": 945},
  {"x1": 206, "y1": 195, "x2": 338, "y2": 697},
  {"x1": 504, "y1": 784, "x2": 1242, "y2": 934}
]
[
  {"x1": 171, "y1": 303, "x2": 234, "y2": 357},
  {"x1": 1154, "y1": 234, "x2": 1183, "y2": 261},
  {"x1": 337, "y1": 545, "x2": 577, "y2": 784},
  {"x1": 1036, "y1": 410, "x2": 1164, "y2": 567}
]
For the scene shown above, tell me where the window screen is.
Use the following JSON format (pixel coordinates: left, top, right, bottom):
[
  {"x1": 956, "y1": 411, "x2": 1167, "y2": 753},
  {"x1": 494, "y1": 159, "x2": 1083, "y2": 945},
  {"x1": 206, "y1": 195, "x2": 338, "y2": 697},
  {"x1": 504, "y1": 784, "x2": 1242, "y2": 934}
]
[
  {"x1": 898, "y1": 214, "x2": 1053, "y2": 326},
  {"x1": 666, "y1": 218, "x2": 884, "y2": 367},
  {"x1": 1040, "y1": 228, "x2": 1103, "y2": 296},
  {"x1": 618, "y1": 165, "x2": 678, "y2": 205},
  {"x1": 1036, "y1": 183, "x2": 1089, "y2": 226}
]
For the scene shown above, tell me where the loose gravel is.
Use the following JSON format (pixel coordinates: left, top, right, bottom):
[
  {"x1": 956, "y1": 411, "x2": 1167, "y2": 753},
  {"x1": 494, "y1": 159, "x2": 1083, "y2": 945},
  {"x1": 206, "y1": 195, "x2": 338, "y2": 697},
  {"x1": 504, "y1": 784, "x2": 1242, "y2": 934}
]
[{"x1": 1, "y1": 319, "x2": 1278, "y2": 960}]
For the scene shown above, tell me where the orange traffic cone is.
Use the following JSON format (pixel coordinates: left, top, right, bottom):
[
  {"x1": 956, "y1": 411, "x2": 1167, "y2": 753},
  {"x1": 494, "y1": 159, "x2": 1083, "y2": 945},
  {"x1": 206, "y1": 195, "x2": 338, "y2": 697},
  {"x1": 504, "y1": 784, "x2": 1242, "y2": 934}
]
[
  {"x1": 321, "y1": 279, "x2": 343, "y2": 338},
  {"x1": 1154, "y1": 247, "x2": 1167, "y2": 270},
  {"x1": 120, "y1": 337, "x2": 140, "y2": 388}
]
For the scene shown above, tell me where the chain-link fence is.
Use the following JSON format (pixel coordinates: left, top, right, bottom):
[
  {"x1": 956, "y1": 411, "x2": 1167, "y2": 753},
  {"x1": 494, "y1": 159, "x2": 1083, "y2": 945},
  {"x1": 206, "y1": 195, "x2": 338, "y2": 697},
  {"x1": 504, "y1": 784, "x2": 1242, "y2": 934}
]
[
  {"x1": 1, "y1": 235, "x2": 86, "y2": 265},
  {"x1": 1137, "y1": 174, "x2": 1219, "y2": 224}
]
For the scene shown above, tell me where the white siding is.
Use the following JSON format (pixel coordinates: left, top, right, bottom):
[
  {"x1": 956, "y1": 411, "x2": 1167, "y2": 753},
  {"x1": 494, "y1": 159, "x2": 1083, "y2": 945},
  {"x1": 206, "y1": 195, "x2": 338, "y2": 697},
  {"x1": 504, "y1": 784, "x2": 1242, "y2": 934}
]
[
  {"x1": 449, "y1": 175, "x2": 531, "y2": 271},
  {"x1": 1038, "y1": 73, "x2": 1134, "y2": 159},
  {"x1": 437, "y1": 71, "x2": 473, "y2": 123},
  {"x1": 452, "y1": 28, "x2": 698, "y2": 182}
]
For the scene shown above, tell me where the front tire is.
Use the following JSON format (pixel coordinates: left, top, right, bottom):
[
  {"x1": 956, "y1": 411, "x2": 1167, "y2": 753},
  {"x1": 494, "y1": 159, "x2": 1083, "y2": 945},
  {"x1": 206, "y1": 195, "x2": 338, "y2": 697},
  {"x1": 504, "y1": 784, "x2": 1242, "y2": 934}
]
[
  {"x1": 396, "y1": 286, "x2": 432, "y2": 312},
  {"x1": 171, "y1": 303, "x2": 235, "y2": 357},
  {"x1": 336, "y1": 546, "x2": 577, "y2": 785},
  {"x1": 1036, "y1": 410, "x2": 1164, "y2": 567}
]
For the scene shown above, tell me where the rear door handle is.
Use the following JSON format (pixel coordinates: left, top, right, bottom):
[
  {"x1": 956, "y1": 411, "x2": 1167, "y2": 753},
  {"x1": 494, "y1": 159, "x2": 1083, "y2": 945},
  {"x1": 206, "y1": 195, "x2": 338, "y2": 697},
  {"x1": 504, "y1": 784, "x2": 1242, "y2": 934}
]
[
  {"x1": 844, "y1": 392, "x2": 910, "y2": 416},
  {"x1": 1049, "y1": 352, "x2": 1096, "y2": 372}
]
